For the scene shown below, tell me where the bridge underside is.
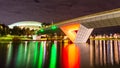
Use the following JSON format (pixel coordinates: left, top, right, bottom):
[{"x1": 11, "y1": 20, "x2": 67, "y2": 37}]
[
  {"x1": 39, "y1": 9, "x2": 120, "y2": 43},
  {"x1": 60, "y1": 9, "x2": 120, "y2": 43},
  {"x1": 81, "y1": 12, "x2": 120, "y2": 28}
]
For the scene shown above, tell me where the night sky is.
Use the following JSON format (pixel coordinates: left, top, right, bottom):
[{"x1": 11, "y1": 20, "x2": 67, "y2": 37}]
[{"x1": 0, "y1": 0, "x2": 120, "y2": 25}]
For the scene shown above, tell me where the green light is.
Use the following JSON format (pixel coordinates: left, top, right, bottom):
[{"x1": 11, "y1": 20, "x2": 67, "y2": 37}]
[
  {"x1": 33, "y1": 42, "x2": 38, "y2": 67},
  {"x1": 23, "y1": 42, "x2": 27, "y2": 66},
  {"x1": 38, "y1": 41, "x2": 44, "y2": 68},
  {"x1": 26, "y1": 42, "x2": 33, "y2": 68},
  {"x1": 40, "y1": 29, "x2": 44, "y2": 32},
  {"x1": 49, "y1": 43, "x2": 57, "y2": 68},
  {"x1": 16, "y1": 43, "x2": 24, "y2": 67},
  {"x1": 51, "y1": 25, "x2": 57, "y2": 30}
]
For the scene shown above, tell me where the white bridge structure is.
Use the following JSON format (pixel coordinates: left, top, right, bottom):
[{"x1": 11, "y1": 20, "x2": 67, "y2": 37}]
[{"x1": 51, "y1": 8, "x2": 120, "y2": 43}]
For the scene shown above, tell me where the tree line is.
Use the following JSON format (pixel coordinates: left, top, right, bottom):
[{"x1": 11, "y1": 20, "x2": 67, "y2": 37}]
[{"x1": 0, "y1": 24, "x2": 36, "y2": 36}]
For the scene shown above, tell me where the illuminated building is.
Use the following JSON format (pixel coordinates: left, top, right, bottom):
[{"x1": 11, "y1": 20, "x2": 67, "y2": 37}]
[{"x1": 8, "y1": 21, "x2": 42, "y2": 30}]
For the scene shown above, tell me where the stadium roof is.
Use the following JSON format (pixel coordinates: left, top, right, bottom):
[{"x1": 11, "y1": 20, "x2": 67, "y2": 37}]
[{"x1": 8, "y1": 21, "x2": 42, "y2": 29}]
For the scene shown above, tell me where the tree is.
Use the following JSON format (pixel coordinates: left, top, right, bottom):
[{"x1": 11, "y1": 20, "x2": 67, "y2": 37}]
[
  {"x1": 0, "y1": 24, "x2": 10, "y2": 36},
  {"x1": 11, "y1": 26, "x2": 21, "y2": 35}
]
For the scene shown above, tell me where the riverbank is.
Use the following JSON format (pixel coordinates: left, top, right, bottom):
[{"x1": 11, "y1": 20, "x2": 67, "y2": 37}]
[{"x1": 0, "y1": 35, "x2": 32, "y2": 41}]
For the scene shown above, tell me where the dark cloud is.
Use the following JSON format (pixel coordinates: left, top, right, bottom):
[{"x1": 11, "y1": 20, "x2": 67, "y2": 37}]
[{"x1": 0, "y1": 0, "x2": 120, "y2": 25}]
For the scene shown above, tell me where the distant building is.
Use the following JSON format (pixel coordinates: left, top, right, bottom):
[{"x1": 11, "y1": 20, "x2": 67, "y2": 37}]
[{"x1": 8, "y1": 21, "x2": 42, "y2": 30}]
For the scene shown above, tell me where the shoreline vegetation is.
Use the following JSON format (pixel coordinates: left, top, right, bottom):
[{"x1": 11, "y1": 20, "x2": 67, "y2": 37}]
[{"x1": 0, "y1": 35, "x2": 32, "y2": 41}]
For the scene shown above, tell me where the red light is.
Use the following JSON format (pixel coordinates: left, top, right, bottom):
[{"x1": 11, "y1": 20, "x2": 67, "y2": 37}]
[{"x1": 62, "y1": 44, "x2": 80, "y2": 68}]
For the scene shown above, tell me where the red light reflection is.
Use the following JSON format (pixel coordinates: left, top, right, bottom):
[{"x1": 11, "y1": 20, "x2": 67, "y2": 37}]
[{"x1": 62, "y1": 44, "x2": 80, "y2": 68}]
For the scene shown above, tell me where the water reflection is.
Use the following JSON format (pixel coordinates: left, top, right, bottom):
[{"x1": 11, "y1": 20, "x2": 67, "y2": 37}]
[
  {"x1": 62, "y1": 44, "x2": 80, "y2": 68},
  {"x1": 89, "y1": 34, "x2": 120, "y2": 67},
  {"x1": 6, "y1": 42, "x2": 12, "y2": 67},
  {"x1": 0, "y1": 40, "x2": 81, "y2": 68},
  {"x1": 38, "y1": 41, "x2": 44, "y2": 68},
  {"x1": 49, "y1": 41, "x2": 57, "y2": 68}
]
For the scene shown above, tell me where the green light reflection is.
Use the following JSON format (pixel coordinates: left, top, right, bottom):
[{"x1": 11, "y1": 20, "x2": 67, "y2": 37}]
[
  {"x1": 49, "y1": 43, "x2": 57, "y2": 68},
  {"x1": 38, "y1": 41, "x2": 44, "y2": 68},
  {"x1": 16, "y1": 43, "x2": 24, "y2": 67},
  {"x1": 33, "y1": 42, "x2": 38, "y2": 67},
  {"x1": 6, "y1": 42, "x2": 12, "y2": 67},
  {"x1": 23, "y1": 41, "x2": 28, "y2": 66}
]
